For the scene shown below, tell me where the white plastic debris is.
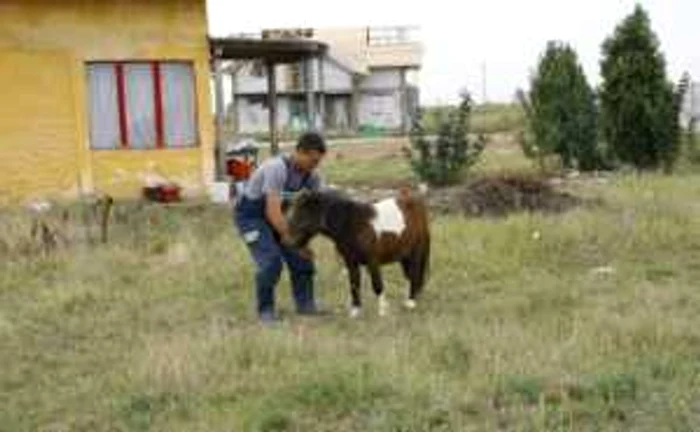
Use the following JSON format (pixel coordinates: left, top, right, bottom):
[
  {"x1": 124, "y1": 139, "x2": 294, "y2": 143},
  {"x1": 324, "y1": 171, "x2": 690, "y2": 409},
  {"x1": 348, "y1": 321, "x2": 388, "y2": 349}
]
[
  {"x1": 208, "y1": 182, "x2": 231, "y2": 204},
  {"x1": 27, "y1": 200, "x2": 51, "y2": 214},
  {"x1": 590, "y1": 266, "x2": 616, "y2": 276}
]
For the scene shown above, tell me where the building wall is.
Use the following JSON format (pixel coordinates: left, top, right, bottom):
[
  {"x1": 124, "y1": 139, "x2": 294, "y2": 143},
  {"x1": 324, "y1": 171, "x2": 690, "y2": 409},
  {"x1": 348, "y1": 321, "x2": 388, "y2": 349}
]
[
  {"x1": 325, "y1": 96, "x2": 352, "y2": 130},
  {"x1": 366, "y1": 43, "x2": 422, "y2": 69},
  {"x1": 234, "y1": 60, "x2": 412, "y2": 132},
  {"x1": 236, "y1": 97, "x2": 291, "y2": 133},
  {"x1": 358, "y1": 92, "x2": 402, "y2": 129},
  {"x1": 312, "y1": 58, "x2": 353, "y2": 93},
  {"x1": 359, "y1": 68, "x2": 402, "y2": 90},
  {"x1": 0, "y1": 0, "x2": 213, "y2": 203},
  {"x1": 311, "y1": 27, "x2": 370, "y2": 73},
  {"x1": 235, "y1": 63, "x2": 287, "y2": 95},
  {"x1": 681, "y1": 81, "x2": 700, "y2": 130},
  {"x1": 235, "y1": 88, "x2": 405, "y2": 132},
  {"x1": 358, "y1": 69, "x2": 405, "y2": 129},
  {"x1": 235, "y1": 95, "x2": 334, "y2": 134},
  {"x1": 0, "y1": 51, "x2": 82, "y2": 202},
  {"x1": 236, "y1": 58, "x2": 353, "y2": 95}
]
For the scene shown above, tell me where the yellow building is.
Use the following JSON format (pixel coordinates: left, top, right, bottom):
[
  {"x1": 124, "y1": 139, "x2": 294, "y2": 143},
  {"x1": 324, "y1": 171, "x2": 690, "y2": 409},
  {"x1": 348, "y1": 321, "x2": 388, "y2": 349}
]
[{"x1": 0, "y1": 0, "x2": 215, "y2": 205}]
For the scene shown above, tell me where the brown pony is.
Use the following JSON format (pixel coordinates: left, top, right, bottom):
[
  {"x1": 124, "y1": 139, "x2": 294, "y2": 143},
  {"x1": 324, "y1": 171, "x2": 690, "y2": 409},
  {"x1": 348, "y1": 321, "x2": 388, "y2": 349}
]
[{"x1": 286, "y1": 188, "x2": 431, "y2": 317}]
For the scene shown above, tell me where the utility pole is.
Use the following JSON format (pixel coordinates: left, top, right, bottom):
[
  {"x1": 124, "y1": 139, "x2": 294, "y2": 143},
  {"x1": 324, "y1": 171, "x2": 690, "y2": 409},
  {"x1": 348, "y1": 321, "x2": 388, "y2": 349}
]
[{"x1": 481, "y1": 61, "x2": 487, "y2": 104}]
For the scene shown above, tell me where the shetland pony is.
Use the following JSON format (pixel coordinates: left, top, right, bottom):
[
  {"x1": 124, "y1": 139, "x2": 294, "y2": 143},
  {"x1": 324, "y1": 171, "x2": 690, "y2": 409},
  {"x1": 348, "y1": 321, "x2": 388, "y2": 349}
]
[{"x1": 286, "y1": 188, "x2": 430, "y2": 317}]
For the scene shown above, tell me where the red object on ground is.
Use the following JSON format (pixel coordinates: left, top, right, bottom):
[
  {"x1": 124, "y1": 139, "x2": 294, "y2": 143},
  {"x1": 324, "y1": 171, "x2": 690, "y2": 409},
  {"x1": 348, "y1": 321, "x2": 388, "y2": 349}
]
[
  {"x1": 227, "y1": 158, "x2": 254, "y2": 181},
  {"x1": 159, "y1": 184, "x2": 180, "y2": 202},
  {"x1": 143, "y1": 184, "x2": 181, "y2": 203}
]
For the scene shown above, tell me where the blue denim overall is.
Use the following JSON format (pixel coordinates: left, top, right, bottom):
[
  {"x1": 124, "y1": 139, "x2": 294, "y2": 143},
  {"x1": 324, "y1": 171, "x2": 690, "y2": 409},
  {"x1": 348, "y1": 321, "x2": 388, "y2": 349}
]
[{"x1": 234, "y1": 156, "x2": 316, "y2": 318}]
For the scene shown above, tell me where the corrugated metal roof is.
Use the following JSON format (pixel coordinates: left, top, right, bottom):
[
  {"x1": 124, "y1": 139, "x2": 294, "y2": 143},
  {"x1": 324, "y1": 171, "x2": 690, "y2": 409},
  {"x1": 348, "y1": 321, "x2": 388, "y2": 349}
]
[{"x1": 209, "y1": 37, "x2": 327, "y2": 63}]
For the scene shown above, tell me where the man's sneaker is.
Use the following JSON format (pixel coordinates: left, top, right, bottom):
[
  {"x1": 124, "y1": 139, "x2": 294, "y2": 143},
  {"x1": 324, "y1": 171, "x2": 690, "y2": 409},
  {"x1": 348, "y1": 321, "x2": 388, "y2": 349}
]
[{"x1": 259, "y1": 311, "x2": 280, "y2": 324}]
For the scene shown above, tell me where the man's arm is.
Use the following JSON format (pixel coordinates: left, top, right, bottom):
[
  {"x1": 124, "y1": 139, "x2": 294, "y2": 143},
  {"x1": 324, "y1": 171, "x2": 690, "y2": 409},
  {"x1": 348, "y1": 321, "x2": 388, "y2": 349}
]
[
  {"x1": 265, "y1": 190, "x2": 291, "y2": 244},
  {"x1": 257, "y1": 161, "x2": 291, "y2": 243},
  {"x1": 266, "y1": 191, "x2": 313, "y2": 259}
]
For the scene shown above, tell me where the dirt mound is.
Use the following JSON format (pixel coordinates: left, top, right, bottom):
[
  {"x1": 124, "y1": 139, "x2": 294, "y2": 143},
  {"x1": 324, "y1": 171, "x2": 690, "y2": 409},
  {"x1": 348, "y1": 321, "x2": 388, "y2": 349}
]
[{"x1": 429, "y1": 174, "x2": 582, "y2": 217}]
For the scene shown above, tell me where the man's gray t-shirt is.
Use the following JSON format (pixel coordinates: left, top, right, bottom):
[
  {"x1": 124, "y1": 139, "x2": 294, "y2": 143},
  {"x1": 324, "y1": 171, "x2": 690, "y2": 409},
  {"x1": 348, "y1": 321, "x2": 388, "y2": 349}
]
[{"x1": 242, "y1": 155, "x2": 322, "y2": 200}]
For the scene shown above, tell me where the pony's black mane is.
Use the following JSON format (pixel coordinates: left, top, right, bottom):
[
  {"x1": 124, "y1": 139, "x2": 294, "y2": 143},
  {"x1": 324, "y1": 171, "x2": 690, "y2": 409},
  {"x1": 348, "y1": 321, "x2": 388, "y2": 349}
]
[
  {"x1": 317, "y1": 189, "x2": 374, "y2": 215},
  {"x1": 312, "y1": 189, "x2": 375, "y2": 246}
]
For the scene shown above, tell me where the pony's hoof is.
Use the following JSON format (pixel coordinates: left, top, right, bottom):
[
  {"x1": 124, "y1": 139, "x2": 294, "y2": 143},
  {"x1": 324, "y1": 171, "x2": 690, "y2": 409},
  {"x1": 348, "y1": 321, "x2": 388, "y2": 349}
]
[
  {"x1": 349, "y1": 307, "x2": 361, "y2": 318},
  {"x1": 404, "y1": 299, "x2": 417, "y2": 310},
  {"x1": 378, "y1": 295, "x2": 389, "y2": 317}
]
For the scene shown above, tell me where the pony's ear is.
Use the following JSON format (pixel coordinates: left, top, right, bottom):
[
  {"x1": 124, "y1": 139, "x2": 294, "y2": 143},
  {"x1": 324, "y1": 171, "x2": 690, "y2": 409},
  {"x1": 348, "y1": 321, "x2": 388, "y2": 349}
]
[
  {"x1": 290, "y1": 189, "x2": 318, "y2": 210},
  {"x1": 294, "y1": 189, "x2": 312, "y2": 204}
]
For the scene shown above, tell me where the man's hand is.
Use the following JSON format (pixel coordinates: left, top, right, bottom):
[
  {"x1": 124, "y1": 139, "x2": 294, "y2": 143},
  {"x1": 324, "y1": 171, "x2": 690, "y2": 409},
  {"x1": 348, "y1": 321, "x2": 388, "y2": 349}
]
[
  {"x1": 297, "y1": 246, "x2": 315, "y2": 261},
  {"x1": 279, "y1": 233, "x2": 294, "y2": 247},
  {"x1": 265, "y1": 190, "x2": 313, "y2": 260}
]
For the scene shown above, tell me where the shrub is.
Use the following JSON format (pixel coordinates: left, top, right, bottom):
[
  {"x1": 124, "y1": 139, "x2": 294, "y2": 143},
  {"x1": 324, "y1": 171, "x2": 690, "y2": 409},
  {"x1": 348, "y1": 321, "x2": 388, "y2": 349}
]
[
  {"x1": 518, "y1": 41, "x2": 602, "y2": 171},
  {"x1": 406, "y1": 92, "x2": 486, "y2": 186},
  {"x1": 599, "y1": 4, "x2": 684, "y2": 172}
]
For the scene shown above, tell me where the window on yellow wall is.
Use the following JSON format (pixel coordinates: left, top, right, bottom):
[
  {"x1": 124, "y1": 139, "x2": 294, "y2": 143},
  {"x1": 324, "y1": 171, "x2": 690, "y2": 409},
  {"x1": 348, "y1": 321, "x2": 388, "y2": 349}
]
[{"x1": 86, "y1": 61, "x2": 198, "y2": 150}]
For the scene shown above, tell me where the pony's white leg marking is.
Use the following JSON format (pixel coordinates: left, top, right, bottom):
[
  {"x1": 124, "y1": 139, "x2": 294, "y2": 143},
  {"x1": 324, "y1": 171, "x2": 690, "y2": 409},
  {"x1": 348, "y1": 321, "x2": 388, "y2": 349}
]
[
  {"x1": 350, "y1": 307, "x2": 361, "y2": 318},
  {"x1": 404, "y1": 299, "x2": 417, "y2": 310},
  {"x1": 378, "y1": 294, "x2": 389, "y2": 317}
]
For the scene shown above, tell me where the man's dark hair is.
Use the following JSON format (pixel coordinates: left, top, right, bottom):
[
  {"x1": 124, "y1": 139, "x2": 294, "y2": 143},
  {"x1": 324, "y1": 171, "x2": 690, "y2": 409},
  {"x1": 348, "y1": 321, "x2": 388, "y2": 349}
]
[{"x1": 296, "y1": 131, "x2": 327, "y2": 154}]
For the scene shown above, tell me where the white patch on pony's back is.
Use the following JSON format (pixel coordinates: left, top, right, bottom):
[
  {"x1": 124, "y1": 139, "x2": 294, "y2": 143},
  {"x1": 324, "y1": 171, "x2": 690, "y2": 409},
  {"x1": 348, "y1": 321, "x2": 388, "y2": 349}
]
[{"x1": 370, "y1": 198, "x2": 406, "y2": 236}]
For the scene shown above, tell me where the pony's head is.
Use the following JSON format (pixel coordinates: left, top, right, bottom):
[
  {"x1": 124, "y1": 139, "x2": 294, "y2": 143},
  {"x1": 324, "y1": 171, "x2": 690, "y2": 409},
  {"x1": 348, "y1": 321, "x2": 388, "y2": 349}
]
[{"x1": 286, "y1": 190, "x2": 325, "y2": 247}]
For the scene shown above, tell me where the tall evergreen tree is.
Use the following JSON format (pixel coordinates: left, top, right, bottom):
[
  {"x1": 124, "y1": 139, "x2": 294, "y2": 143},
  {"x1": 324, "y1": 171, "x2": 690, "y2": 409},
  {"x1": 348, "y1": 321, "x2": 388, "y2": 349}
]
[{"x1": 599, "y1": 4, "x2": 682, "y2": 171}]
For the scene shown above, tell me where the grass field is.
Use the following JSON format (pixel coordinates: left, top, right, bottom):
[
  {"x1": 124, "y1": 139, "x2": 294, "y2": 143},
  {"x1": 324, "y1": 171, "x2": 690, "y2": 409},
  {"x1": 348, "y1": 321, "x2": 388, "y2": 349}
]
[
  {"x1": 2, "y1": 139, "x2": 700, "y2": 431},
  {"x1": 321, "y1": 134, "x2": 532, "y2": 188},
  {"x1": 421, "y1": 103, "x2": 525, "y2": 136}
]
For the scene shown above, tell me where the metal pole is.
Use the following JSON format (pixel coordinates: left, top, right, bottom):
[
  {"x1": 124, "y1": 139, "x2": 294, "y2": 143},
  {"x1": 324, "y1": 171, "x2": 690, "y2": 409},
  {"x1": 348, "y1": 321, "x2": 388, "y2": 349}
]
[
  {"x1": 267, "y1": 60, "x2": 279, "y2": 155},
  {"x1": 318, "y1": 56, "x2": 326, "y2": 132},
  {"x1": 230, "y1": 62, "x2": 239, "y2": 135},
  {"x1": 482, "y1": 61, "x2": 487, "y2": 104},
  {"x1": 399, "y1": 67, "x2": 408, "y2": 134},
  {"x1": 691, "y1": 81, "x2": 696, "y2": 129},
  {"x1": 304, "y1": 58, "x2": 316, "y2": 130},
  {"x1": 213, "y1": 58, "x2": 226, "y2": 180},
  {"x1": 350, "y1": 74, "x2": 360, "y2": 133}
]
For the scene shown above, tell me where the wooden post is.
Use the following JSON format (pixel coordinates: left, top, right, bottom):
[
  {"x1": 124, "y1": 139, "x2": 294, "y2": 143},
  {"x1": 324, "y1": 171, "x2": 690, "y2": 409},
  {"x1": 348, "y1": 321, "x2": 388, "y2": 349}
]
[
  {"x1": 317, "y1": 56, "x2": 326, "y2": 132},
  {"x1": 267, "y1": 60, "x2": 279, "y2": 155},
  {"x1": 399, "y1": 67, "x2": 408, "y2": 135},
  {"x1": 350, "y1": 74, "x2": 360, "y2": 133},
  {"x1": 304, "y1": 58, "x2": 316, "y2": 130},
  {"x1": 213, "y1": 59, "x2": 227, "y2": 180},
  {"x1": 99, "y1": 195, "x2": 113, "y2": 244},
  {"x1": 230, "y1": 63, "x2": 239, "y2": 135},
  {"x1": 691, "y1": 81, "x2": 696, "y2": 130}
]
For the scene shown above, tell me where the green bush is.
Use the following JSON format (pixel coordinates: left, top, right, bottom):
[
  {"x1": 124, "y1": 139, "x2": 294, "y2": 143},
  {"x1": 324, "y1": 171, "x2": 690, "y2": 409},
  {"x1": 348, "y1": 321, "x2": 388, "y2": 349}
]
[
  {"x1": 518, "y1": 41, "x2": 602, "y2": 171},
  {"x1": 599, "y1": 4, "x2": 685, "y2": 172},
  {"x1": 406, "y1": 92, "x2": 485, "y2": 186}
]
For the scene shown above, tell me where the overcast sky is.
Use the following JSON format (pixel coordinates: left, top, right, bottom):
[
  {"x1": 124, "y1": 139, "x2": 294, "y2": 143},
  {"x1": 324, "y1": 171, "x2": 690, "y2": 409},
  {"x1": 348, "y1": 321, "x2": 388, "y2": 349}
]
[{"x1": 207, "y1": 0, "x2": 698, "y2": 105}]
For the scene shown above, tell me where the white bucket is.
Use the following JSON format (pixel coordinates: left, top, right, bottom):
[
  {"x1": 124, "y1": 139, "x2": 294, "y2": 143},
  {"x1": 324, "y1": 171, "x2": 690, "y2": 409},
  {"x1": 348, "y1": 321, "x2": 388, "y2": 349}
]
[{"x1": 207, "y1": 182, "x2": 231, "y2": 204}]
